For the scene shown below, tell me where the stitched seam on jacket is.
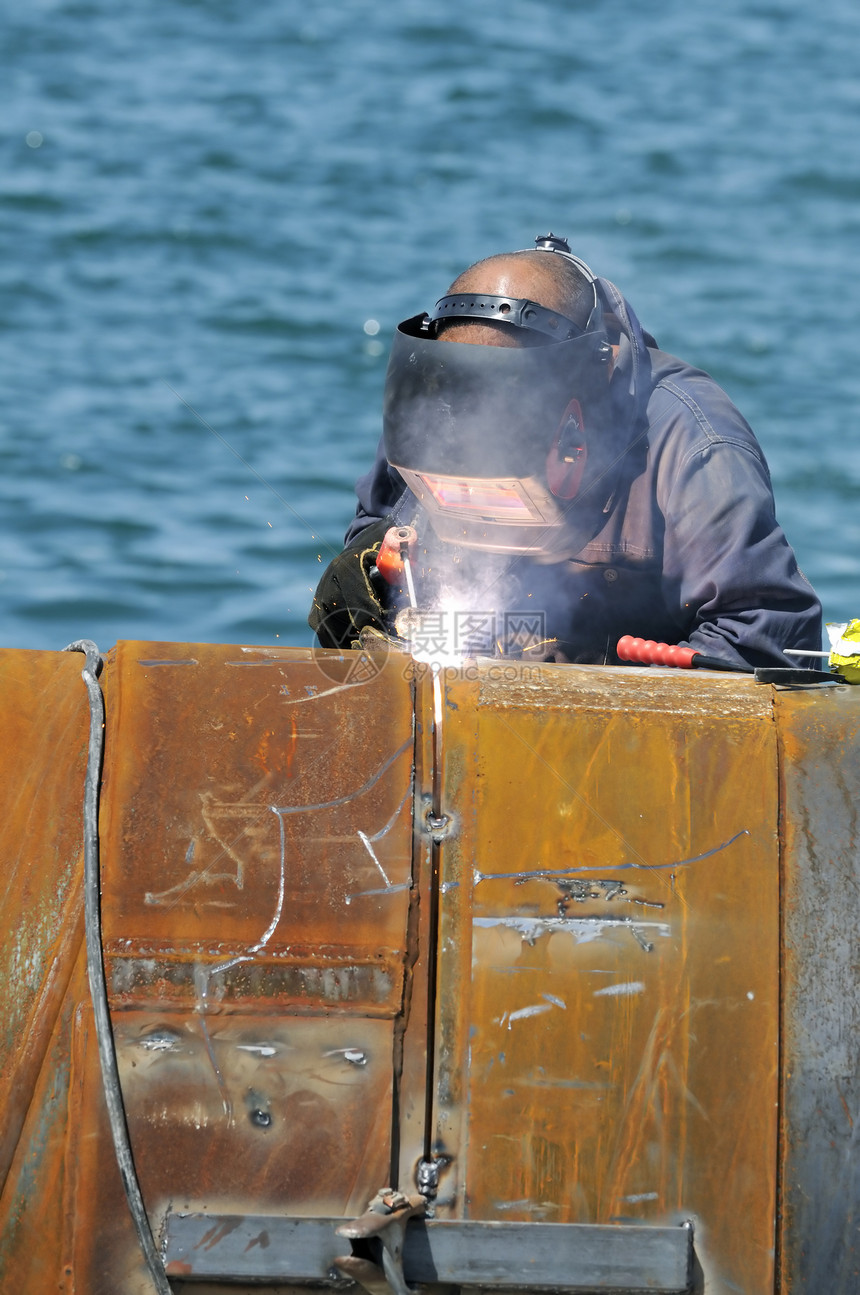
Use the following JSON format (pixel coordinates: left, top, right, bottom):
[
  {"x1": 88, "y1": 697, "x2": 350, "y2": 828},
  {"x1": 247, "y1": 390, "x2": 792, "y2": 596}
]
[{"x1": 656, "y1": 378, "x2": 765, "y2": 471}]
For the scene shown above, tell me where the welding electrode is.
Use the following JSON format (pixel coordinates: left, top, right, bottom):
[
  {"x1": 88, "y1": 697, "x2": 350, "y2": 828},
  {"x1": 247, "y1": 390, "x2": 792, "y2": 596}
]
[
  {"x1": 372, "y1": 525, "x2": 418, "y2": 609},
  {"x1": 616, "y1": 635, "x2": 754, "y2": 674}
]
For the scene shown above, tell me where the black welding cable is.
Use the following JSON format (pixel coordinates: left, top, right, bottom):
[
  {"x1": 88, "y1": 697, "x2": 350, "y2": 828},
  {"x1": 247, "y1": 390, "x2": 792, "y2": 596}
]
[
  {"x1": 64, "y1": 640, "x2": 173, "y2": 1295},
  {"x1": 421, "y1": 666, "x2": 445, "y2": 1170}
]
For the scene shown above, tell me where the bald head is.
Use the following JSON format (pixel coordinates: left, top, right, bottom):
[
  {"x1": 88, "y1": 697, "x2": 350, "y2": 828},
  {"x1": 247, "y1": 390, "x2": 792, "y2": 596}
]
[{"x1": 437, "y1": 250, "x2": 593, "y2": 348}]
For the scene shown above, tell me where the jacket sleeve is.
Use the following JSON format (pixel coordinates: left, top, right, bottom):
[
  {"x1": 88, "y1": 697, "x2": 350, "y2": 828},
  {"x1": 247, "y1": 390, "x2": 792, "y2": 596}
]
[
  {"x1": 344, "y1": 437, "x2": 408, "y2": 546},
  {"x1": 652, "y1": 377, "x2": 822, "y2": 669}
]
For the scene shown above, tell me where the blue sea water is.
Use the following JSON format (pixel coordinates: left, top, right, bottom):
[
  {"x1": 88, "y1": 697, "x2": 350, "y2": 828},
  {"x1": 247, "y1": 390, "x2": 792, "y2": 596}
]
[{"x1": 2, "y1": 0, "x2": 859, "y2": 652}]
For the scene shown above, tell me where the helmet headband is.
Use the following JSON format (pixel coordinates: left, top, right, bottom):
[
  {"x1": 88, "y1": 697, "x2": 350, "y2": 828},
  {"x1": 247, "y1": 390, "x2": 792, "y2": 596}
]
[{"x1": 430, "y1": 293, "x2": 586, "y2": 342}]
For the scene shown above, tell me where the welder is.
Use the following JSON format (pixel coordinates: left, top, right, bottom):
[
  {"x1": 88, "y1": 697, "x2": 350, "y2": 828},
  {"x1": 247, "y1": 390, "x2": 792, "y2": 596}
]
[{"x1": 309, "y1": 236, "x2": 821, "y2": 669}]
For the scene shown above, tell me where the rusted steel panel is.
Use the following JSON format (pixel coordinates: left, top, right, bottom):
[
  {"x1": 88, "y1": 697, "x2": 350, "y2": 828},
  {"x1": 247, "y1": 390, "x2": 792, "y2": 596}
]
[
  {"x1": 62, "y1": 995, "x2": 156, "y2": 1295},
  {"x1": 422, "y1": 663, "x2": 780, "y2": 1295},
  {"x1": 99, "y1": 642, "x2": 415, "y2": 1018},
  {"x1": 0, "y1": 945, "x2": 91, "y2": 1293},
  {"x1": 3, "y1": 639, "x2": 857, "y2": 1295},
  {"x1": 89, "y1": 641, "x2": 415, "y2": 1287},
  {"x1": 1, "y1": 641, "x2": 417, "y2": 1293},
  {"x1": 0, "y1": 648, "x2": 89, "y2": 1195},
  {"x1": 0, "y1": 647, "x2": 91, "y2": 1294},
  {"x1": 775, "y1": 683, "x2": 860, "y2": 1294},
  {"x1": 66, "y1": 1005, "x2": 399, "y2": 1292}
]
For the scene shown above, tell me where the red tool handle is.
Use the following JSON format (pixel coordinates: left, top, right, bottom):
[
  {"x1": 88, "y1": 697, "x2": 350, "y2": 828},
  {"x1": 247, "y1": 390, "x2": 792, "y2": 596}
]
[
  {"x1": 616, "y1": 635, "x2": 698, "y2": 669},
  {"x1": 375, "y1": 525, "x2": 417, "y2": 585}
]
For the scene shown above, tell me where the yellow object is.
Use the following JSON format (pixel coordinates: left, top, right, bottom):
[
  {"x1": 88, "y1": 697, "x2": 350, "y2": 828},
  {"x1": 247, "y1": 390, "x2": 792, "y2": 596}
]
[{"x1": 828, "y1": 618, "x2": 860, "y2": 682}]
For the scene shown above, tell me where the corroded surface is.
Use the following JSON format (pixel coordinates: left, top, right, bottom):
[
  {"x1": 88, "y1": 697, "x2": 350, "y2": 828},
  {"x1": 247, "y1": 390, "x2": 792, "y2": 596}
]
[
  {"x1": 0, "y1": 648, "x2": 89, "y2": 1193},
  {"x1": 100, "y1": 642, "x2": 415, "y2": 1018},
  {"x1": 0, "y1": 648, "x2": 91, "y2": 1294},
  {"x1": 424, "y1": 663, "x2": 781, "y2": 1295},
  {"x1": 2, "y1": 645, "x2": 858, "y2": 1294},
  {"x1": 1, "y1": 641, "x2": 416, "y2": 1294},
  {"x1": 474, "y1": 660, "x2": 776, "y2": 718},
  {"x1": 90, "y1": 641, "x2": 415, "y2": 1291},
  {"x1": 775, "y1": 683, "x2": 860, "y2": 1294}
]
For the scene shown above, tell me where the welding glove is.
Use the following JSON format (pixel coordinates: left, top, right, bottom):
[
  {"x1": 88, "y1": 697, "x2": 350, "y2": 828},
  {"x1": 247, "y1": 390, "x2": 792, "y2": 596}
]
[{"x1": 308, "y1": 519, "x2": 393, "y2": 650}]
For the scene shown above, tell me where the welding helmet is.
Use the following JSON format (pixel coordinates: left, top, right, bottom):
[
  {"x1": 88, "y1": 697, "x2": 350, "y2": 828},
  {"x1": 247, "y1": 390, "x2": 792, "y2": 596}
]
[{"x1": 383, "y1": 237, "x2": 623, "y2": 560}]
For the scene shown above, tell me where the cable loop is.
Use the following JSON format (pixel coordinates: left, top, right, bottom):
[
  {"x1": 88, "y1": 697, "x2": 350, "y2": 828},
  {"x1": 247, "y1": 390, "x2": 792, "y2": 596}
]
[{"x1": 64, "y1": 640, "x2": 172, "y2": 1294}]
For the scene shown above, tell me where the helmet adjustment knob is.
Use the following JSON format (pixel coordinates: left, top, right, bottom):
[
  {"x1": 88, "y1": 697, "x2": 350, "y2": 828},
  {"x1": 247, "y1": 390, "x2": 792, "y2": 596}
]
[{"x1": 534, "y1": 232, "x2": 571, "y2": 253}]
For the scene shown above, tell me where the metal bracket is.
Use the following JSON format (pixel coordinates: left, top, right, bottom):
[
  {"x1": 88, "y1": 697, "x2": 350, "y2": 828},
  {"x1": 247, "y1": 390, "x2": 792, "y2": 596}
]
[
  {"x1": 334, "y1": 1189, "x2": 426, "y2": 1295},
  {"x1": 165, "y1": 1209, "x2": 696, "y2": 1289}
]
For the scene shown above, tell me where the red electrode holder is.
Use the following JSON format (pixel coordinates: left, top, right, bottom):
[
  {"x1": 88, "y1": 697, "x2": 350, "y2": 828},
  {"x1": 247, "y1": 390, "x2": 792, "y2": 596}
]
[
  {"x1": 616, "y1": 635, "x2": 755, "y2": 673},
  {"x1": 617, "y1": 635, "x2": 841, "y2": 683},
  {"x1": 617, "y1": 636, "x2": 698, "y2": 668},
  {"x1": 374, "y1": 525, "x2": 417, "y2": 586}
]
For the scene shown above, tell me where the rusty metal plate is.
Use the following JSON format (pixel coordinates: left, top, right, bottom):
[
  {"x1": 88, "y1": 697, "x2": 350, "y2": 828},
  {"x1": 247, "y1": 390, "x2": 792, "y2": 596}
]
[
  {"x1": 419, "y1": 663, "x2": 780, "y2": 1295},
  {"x1": 93, "y1": 641, "x2": 415, "y2": 1288},
  {"x1": 0, "y1": 947, "x2": 93, "y2": 1294},
  {"x1": 0, "y1": 648, "x2": 92, "y2": 1294},
  {"x1": 775, "y1": 682, "x2": 860, "y2": 1294},
  {"x1": 66, "y1": 1005, "x2": 398, "y2": 1292},
  {"x1": 0, "y1": 648, "x2": 89, "y2": 1194},
  {"x1": 100, "y1": 642, "x2": 415, "y2": 1018},
  {"x1": 4, "y1": 640, "x2": 857, "y2": 1295}
]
